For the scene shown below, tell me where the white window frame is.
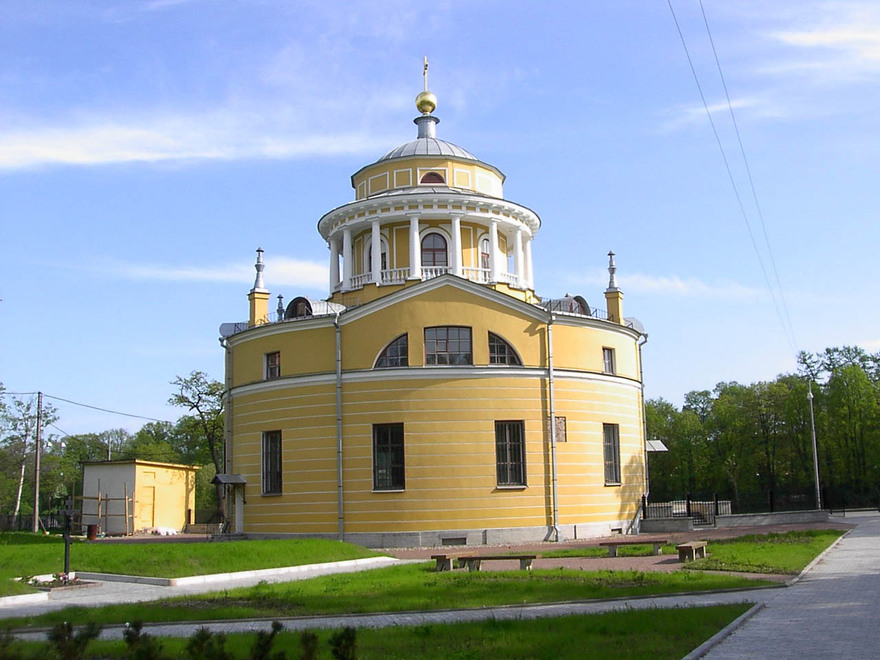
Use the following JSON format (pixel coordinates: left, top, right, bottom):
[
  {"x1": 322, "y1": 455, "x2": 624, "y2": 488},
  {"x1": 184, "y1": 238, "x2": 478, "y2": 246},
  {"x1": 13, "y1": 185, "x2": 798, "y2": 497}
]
[
  {"x1": 603, "y1": 423, "x2": 621, "y2": 485},
  {"x1": 265, "y1": 351, "x2": 281, "y2": 380},
  {"x1": 262, "y1": 430, "x2": 283, "y2": 495},
  {"x1": 602, "y1": 347, "x2": 616, "y2": 375}
]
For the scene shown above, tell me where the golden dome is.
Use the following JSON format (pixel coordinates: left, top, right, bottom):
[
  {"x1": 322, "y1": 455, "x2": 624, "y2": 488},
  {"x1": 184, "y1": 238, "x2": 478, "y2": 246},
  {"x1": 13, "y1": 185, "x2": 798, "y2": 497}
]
[{"x1": 415, "y1": 90, "x2": 437, "y2": 115}]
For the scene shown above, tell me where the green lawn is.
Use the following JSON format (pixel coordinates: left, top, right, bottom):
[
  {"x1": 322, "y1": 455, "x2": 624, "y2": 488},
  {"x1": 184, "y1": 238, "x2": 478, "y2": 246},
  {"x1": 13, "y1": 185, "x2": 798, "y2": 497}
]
[
  {"x1": 6, "y1": 603, "x2": 752, "y2": 659},
  {"x1": 5, "y1": 562, "x2": 771, "y2": 629},
  {"x1": 682, "y1": 530, "x2": 844, "y2": 575},
  {"x1": 0, "y1": 533, "x2": 382, "y2": 596}
]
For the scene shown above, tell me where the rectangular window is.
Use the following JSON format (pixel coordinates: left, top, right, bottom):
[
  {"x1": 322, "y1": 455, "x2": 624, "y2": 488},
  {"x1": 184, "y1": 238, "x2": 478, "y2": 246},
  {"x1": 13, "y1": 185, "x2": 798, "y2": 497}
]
[
  {"x1": 265, "y1": 351, "x2": 281, "y2": 379},
  {"x1": 262, "y1": 430, "x2": 282, "y2": 494},
  {"x1": 496, "y1": 420, "x2": 526, "y2": 486},
  {"x1": 602, "y1": 347, "x2": 616, "y2": 374},
  {"x1": 425, "y1": 326, "x2": 472, "y2": 365},
  {"x1": 373, "y1": 423, "x2": 405, "y2": 490},
  {"x1": 603, "y1": 423, "x2": 621, "y2": 485}
]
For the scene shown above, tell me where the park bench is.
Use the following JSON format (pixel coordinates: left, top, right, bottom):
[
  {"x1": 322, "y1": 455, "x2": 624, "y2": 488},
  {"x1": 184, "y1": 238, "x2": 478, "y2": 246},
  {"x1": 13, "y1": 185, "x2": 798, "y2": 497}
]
[
  {"x1": 431, "y1": 554, "x2": 463, "y2": 571},
  {"x1": 598, "y1": 538, "x2": 668, "y2": 557},
  {"x1": 459, "y1": 554, "x2": 536, "y2": 572},
  {"x1": 676, "y1": 541, "x2": 708, "y2": 562},
  {"x1": 431, "y1": 553, "x2": 536, "y2": 572}
]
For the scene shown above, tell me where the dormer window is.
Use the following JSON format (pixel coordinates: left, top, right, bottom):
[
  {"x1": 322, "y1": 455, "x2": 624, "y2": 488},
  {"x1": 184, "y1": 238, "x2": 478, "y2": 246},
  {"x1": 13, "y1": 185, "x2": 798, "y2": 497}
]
[{"x1": 420, "y1": 171, "x2": 445, "y2": 184}]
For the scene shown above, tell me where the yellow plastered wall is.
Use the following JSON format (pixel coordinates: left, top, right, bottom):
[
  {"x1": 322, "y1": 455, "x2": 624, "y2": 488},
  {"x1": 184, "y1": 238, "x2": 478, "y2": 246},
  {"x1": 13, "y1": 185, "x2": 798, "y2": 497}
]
[
  {"x1": 134, "y1": 463, "x2": 198, "y2": 532},
  {"x1": 231, "y1": 325, "x2": 336, "y2": 385},
  {"x1": 352, "y1": 158, "x2": 504, "y2": 199},
  {"x1": 233, "y1": 375, "x2": 644, "y2": 534},
  {"x1": 228, "y1": 284, "x2": 645, "y2": 536},
  {"x1": 340, "y1": 286, "x2": 546, "y2": 369},
  {"x1": 552, "y1": 322, "x2": 640, "y2": 379}
]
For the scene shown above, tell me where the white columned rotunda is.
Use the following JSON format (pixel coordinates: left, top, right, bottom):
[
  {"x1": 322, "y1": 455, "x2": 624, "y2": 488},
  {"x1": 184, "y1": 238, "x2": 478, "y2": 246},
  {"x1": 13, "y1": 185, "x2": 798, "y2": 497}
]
[{"x1": 317, "y1": 85, "x2": 540, "y2": 305}]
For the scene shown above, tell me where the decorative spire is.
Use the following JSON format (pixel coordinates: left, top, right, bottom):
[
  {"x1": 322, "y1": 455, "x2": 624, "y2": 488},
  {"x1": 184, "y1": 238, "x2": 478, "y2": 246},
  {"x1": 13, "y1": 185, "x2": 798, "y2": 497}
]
[
  {"x1": 415, "y1": 56, "x2": 437, "y2": 115},
  {"x1": 252, "y1": 247, "x2": 267, "y2": 292},
  {"x1": 276, "y1": 294, "x2": 284, "y2": 319},
  {"x1": 606, "y1": 251, "x2": 619, "y2": 292},
  {"x1": 414, "y1": 56, "x2": 440, "y2": 139}
]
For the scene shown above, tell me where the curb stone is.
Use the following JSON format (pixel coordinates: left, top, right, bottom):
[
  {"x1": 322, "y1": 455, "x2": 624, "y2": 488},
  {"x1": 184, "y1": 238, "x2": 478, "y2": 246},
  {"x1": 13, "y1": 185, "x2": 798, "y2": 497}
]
[{"x1": 682, "y1": 602, "x2": 766, "y2": 660}]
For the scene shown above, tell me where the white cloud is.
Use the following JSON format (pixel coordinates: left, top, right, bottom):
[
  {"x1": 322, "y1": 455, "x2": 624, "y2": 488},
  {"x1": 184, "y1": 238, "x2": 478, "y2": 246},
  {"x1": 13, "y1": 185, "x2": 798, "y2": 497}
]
[
  {"x1": 0, "y1": 113, "x2": 394, "y2": 170},
  {"x1": 103, "y1": 257, "x2": 327, "y2": 290},
  {"x1": 764, "y1": 6, "x2": 880, "y2": 82},
  {"x1": 661, "y1": 97, "x2": 784, "y2": 131},
  {"x1": 567, "y1": 269, "x2": 763, "y2": 299}
]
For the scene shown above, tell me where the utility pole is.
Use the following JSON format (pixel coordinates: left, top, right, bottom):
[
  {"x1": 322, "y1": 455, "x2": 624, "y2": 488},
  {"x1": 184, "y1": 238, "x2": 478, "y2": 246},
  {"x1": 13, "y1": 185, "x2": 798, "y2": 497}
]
[
  {"x1": 32, "y1": 391, "x2": 43, "y2": 533},
  {"x1": 807, "y1": 382, "x2": 822, "y2": 510}
]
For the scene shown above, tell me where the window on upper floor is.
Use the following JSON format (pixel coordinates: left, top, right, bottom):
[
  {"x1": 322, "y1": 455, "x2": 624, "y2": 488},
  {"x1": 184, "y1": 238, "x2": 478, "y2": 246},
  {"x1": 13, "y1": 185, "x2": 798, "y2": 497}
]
[
  {"x1": 373, "y1": 423, "x2": 405, "y2": 490},
  {"x1": 603, "y1": 347, "x2": 616, "y2": 375},
  {"x1": 375, "y1": 334, "x2": 408, "y2": 368},
  {"x1": 488, "y1": 332, "x2": 522, "y2": 366},
  {"x1": 603, "y1": 423, "x2": 621, "y2": 485},
  {"x1": 420, "y1": 171, "x2": 445, "y2": 184},
  {"x1": 421, "y1": 233, "x2": 448, "y2": 267},
  {"x1": 265, "y1": 351, "x2": 281, "y2": 379},
  {"x1": 480, "y1": 238, "x2": 490, "y2": 270},
  {"x1": 425, "y1": 326, "x2": 472, "y2": 365},
  {"x1": 496, "y1": 420, "x2": 526, "y2": 487},
  {"x1": 262, "y1": 430, "x2": 282, "y2": 495}
]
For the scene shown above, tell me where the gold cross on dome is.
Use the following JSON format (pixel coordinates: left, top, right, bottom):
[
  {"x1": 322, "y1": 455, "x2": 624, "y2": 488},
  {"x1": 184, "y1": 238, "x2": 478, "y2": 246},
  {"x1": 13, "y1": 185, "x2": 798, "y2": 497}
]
[{"x1": 423, "y1": 56, "x2": 429, "y2": 91}]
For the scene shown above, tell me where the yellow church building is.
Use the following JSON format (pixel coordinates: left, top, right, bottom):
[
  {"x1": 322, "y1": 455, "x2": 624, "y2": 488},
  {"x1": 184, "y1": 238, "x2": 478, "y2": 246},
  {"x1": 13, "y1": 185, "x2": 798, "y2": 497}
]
[{"x1": 218, "y1": 81, "x2": 649, "y2": 548}]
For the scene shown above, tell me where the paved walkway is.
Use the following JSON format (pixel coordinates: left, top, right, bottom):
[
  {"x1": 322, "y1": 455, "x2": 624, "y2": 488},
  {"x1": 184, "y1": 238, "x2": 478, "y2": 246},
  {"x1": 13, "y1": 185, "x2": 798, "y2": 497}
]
[
  {"x1": 702, "y1": 510, "x2": 880, "y2": 659},
  {"x1": 5, "y1": 512, "x2": 878, "y2": 658}
]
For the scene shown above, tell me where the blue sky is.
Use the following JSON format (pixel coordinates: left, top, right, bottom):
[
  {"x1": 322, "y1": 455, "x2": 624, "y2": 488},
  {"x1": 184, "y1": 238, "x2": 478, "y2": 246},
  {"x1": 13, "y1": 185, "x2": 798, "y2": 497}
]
[{"x1": 2, "y1": 0, "x2": 878, "y2": 435}]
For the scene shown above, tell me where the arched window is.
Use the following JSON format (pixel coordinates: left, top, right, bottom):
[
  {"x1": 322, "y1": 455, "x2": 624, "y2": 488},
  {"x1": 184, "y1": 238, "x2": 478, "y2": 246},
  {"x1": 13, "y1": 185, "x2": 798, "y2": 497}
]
[
  {"x1": 420, "y1": 171, "x2": 445, "y2": 184},
  {"x1": 488, "y1": 332, "x2": 522, "y2": 365},
  {"x1": 421, "y1": 233, "x2": 448, "y2": 267},
  {"x1": 375, "y1": 334, "x2": 408, "y2": 368},
  {"x1": 480, "y1": 238, "x2": 490, "y2": 270}
]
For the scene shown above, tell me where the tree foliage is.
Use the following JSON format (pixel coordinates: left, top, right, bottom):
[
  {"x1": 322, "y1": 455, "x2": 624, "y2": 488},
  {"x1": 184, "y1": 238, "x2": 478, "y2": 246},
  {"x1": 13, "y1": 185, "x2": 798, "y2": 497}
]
[
  {"x1": 648, "y1": 345, "x2": 880, "y2": 511},
  {"x1": 168, "y1": 371, "x2": 226, "y2": 522}
]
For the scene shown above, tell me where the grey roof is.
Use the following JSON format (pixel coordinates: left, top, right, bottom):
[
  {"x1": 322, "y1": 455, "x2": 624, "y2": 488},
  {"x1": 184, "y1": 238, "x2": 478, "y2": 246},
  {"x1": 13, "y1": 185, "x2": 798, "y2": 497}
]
[{"x1": 380, "y1": 137, "x2": 477, "y2": 161}]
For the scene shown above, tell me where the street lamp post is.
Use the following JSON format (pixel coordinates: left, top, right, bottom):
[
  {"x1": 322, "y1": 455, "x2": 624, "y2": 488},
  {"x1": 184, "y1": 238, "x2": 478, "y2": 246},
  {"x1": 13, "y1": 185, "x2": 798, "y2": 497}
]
[{"x1": 807, "y1": 382, "x2": 822, "y2": 510}]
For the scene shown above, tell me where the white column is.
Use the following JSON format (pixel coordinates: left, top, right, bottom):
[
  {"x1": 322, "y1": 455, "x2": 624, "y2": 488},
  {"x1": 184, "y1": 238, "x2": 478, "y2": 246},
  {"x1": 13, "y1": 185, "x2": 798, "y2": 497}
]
[
  {"x1": 371, "y1": 220, "x2": 381, "y2": 285},
  {"x1": 525, "y1": 235, "x2": 534, "y2": 290},
  {"x1": 489, "y1": 219, "x2": 500, "y2": 283},
  {"x1": 450, "y1": 215, "x2": 462, "y2": 277},
  {"x1": 514, "y1": 227, "x2": 525, "y2": 289},
  {"x1": 342, "y1": 227, "x2": 352, "y2": 290},
  {"x1": 329, "y1": 238, "x2": 340, "y2": 291},
  {"x1": 408, "y1": 214, "x2": 422, "y2": 280}
]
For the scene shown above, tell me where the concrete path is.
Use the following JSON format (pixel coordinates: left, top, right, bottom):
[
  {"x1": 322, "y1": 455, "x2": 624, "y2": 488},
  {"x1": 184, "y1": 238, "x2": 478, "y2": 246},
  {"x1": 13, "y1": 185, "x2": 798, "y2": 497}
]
[{"x1": 701, "y1": 510, "x2": 880, "y2": 659}]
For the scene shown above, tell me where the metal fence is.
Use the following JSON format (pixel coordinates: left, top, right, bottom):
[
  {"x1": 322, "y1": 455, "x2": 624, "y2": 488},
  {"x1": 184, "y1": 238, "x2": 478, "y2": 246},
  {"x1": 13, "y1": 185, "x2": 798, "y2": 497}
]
[
  {"x1": 0, "y1": 513, "x2": 68, "y2": 533},
  {"x1": 642, "y1": 496, "x2": 732, "y2": 526}
]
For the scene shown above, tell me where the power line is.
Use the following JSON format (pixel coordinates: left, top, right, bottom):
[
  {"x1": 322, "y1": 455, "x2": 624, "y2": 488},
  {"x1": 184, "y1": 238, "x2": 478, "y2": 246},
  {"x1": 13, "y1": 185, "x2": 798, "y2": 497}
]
[
  {"x1": 5, "y1": 391, "x2": 169, "y2": 424},
  {"x1": 666, "y1": 0, "x2": 799, "y2": 356},
  {"x1": 698, "y1": 0, "x2": 798, "y2": 353}
]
